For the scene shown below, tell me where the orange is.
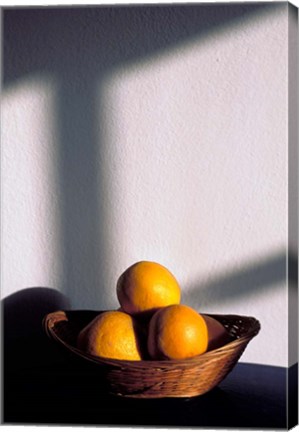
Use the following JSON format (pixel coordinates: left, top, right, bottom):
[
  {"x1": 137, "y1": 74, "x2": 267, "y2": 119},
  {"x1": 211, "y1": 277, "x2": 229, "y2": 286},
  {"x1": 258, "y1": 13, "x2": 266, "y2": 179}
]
[
  {"x1": 77, "y1": 310, "x2": 142, "y2": 361},
  {"x1": 202, "y1": 314, "x2": 230, "y2": 351},
  {"x1": 147, "y1": 304, "x2": 208, "y2": 360},
  {"x1": 116, "y1": 261, "x2": 181, "y2": 315}
]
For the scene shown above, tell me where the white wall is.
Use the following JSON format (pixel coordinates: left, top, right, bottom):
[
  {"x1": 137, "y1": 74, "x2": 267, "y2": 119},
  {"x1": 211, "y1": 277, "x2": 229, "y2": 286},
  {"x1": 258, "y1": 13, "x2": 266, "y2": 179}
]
[{"x1": 2, "y1": 3, "x2": 293, "y2": 366}]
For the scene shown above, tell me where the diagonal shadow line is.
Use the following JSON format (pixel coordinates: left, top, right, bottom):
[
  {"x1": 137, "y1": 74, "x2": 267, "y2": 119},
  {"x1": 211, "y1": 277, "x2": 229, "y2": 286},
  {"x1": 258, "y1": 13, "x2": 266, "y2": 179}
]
[
  {"x1": 3, "y1": 3, "x2": 289, "y2": 308},
  {"x1": 3, "y1": 3, "x2": 284, "y2": 86},
  {"x1": 184, "y1": 251, "x2": 297, "y2": 308}
]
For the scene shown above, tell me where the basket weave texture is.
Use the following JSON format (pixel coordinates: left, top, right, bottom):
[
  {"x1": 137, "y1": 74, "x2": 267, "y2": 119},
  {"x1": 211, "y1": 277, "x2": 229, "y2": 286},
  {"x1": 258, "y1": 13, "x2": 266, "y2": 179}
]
[{"x1": 44, "y1": 310, "x2": 260, "y2": 399}]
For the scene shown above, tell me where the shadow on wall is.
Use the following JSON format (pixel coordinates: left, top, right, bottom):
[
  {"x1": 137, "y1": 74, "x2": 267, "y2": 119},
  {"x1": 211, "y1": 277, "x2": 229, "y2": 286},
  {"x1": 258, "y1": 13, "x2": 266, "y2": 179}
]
[
  {"x1": 184, "y1": 251, "x2": 297, "y2": 311},
  {"x1": 2, "y1": 287, "x2": 70, "y2": 372},
  {"x1": 3, "y1": 3, "x2": 284, "y2": 309}
]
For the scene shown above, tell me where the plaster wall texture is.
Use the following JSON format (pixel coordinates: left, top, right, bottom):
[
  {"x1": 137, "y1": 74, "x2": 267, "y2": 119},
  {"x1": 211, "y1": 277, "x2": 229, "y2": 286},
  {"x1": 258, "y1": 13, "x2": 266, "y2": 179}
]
[{"x1": 2, "y1": 3, "x2": 295, "y2": 367}]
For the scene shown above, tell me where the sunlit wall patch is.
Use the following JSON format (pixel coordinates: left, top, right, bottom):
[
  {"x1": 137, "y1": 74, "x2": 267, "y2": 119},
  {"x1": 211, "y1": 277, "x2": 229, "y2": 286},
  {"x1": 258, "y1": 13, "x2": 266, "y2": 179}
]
[{"x1": 2, "y1": 76, "x2": 63, "y2": 296}]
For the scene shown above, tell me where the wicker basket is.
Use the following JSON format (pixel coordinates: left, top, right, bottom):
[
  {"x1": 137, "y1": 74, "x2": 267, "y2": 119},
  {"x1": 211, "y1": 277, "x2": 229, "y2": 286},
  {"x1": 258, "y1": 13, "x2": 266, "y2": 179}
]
[{"x1": 43, "y1": 310, "x2": 260, "y2": 399}]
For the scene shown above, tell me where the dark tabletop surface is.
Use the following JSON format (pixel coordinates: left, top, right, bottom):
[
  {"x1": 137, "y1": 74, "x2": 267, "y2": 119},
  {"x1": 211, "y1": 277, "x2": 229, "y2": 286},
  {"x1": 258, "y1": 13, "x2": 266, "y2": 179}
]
[{"x1": 3, "y1": 332, "x2": 297, "y2": 429}]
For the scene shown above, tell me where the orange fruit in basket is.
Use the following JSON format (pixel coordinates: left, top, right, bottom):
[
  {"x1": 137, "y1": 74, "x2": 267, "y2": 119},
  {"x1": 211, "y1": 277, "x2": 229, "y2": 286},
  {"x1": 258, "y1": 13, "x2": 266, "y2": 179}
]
[
  {"x1": 77, "y1": 310, "x2": 142, "y2": 361},
  {"x1": 147, "y1": 304, "x2": 209, "y2": 360},
  {"x1": 202, "y1": 314, "x2": 230, "y2": 351},
  {"x1": 116, "y1": 261, "x2": 181, "y2": 315}
]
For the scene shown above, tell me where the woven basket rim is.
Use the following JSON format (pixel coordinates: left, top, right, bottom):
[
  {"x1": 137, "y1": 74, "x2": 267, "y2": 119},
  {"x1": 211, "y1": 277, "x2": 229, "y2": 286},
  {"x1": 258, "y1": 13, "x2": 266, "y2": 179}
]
[{"x1": 44, "y1": 309, "x2": 261, "y2": 368}]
